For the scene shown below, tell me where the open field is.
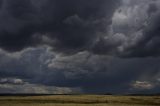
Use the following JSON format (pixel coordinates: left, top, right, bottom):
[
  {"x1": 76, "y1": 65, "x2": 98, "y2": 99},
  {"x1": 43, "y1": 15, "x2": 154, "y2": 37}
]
[{"x1": 0, "y1": 95, "x2": 160, "y2": 106}]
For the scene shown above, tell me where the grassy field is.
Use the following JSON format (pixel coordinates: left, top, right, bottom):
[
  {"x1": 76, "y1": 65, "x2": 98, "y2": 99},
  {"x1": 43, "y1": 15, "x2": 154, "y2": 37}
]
[{"x1": 0, "y1": 95, "x2": 160, "y2": 106}]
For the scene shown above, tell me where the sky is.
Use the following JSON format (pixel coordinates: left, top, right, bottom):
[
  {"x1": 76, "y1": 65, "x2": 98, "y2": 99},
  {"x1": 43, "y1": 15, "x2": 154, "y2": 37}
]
[{"x1": 0, "y1": 0, "x2": 160, "y2": 94}]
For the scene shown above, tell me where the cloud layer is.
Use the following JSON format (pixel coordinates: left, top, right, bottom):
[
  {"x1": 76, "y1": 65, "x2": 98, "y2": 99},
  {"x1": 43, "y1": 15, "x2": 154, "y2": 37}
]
[
  {"x1": 0, "y1": 0, "x2": 120, "y2": 54},
  {"x1": 0, "y1": 0, "x2": 160, "y2": 94}
]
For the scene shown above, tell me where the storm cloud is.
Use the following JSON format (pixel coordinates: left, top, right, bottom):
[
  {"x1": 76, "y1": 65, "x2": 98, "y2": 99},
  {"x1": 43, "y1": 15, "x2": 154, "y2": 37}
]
[
  {"x1": 0, "y1": 0, "x2": 120, "y2": 54},
  {"x1": 0, "y1": 0, "x2": 160, "y2": 94},
  {"x1": 0, "y1": 0, "x2": 159, "y2": 57}
]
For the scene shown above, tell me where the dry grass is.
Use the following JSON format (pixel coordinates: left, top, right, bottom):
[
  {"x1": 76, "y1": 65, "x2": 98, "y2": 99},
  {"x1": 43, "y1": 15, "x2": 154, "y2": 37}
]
[{"x1": 0, "y1": 95, "x2": 160, "y2": 106}]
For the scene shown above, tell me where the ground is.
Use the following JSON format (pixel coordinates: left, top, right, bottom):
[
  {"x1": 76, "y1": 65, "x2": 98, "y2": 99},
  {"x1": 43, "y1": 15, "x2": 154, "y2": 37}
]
[{"x1": 0, "y1": 95, "x2": 160, "y2": 106}]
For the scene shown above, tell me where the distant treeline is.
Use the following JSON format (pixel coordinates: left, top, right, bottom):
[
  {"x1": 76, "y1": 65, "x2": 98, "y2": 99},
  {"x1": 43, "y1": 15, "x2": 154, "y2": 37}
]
[{"x1": 0, "y1": 93, "x2": 160, "y2": 96}]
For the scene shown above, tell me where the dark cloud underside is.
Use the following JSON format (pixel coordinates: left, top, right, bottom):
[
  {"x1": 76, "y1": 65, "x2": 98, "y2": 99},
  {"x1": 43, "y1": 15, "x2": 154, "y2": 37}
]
[
  {"x1": 0, "y1": 0, "x2": 120, "y2": 53},
  {"x1": 0, "y1": 0, "x2": 160, "y2": 94}
]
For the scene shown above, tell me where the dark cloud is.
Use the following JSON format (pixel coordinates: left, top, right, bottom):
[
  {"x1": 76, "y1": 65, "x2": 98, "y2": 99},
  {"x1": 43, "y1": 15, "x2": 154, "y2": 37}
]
[
  {"x1": 0, "y1": 0, "x2": 160, "y2": 57},
  {"x1": 0, "y1": 0, "x2": 160, "y2": 94},
  {"x1": 124, "y1": 13, "x2": 160, "y2": 57},
  {"x1": 147, "y1": 3, "x2": 158, "y2": 16},
  {"x1": 0, "y1": 0, "x2": 3, "y2": 8},
  {"x1": 106, "y1": 0, "x2": 160, "y2": 57},
  {"x1": 0, "y1": 0, "x2": 121, "y2": 54},
  {"x1": 0, "y1": 47, "x2": 160, "y2": 93}
]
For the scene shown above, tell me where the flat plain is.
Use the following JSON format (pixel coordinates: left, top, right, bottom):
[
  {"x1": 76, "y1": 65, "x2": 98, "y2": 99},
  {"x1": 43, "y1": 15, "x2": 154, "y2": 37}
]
[{"x1": 0, "y1": 95, "x2": 160, "y2": 106}]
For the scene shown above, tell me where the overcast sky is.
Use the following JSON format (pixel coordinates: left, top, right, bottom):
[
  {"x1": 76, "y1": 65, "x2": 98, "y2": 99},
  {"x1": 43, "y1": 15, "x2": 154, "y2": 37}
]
[{"x1": 0, "y1": 0, "x2": 160, "y2": 94}]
